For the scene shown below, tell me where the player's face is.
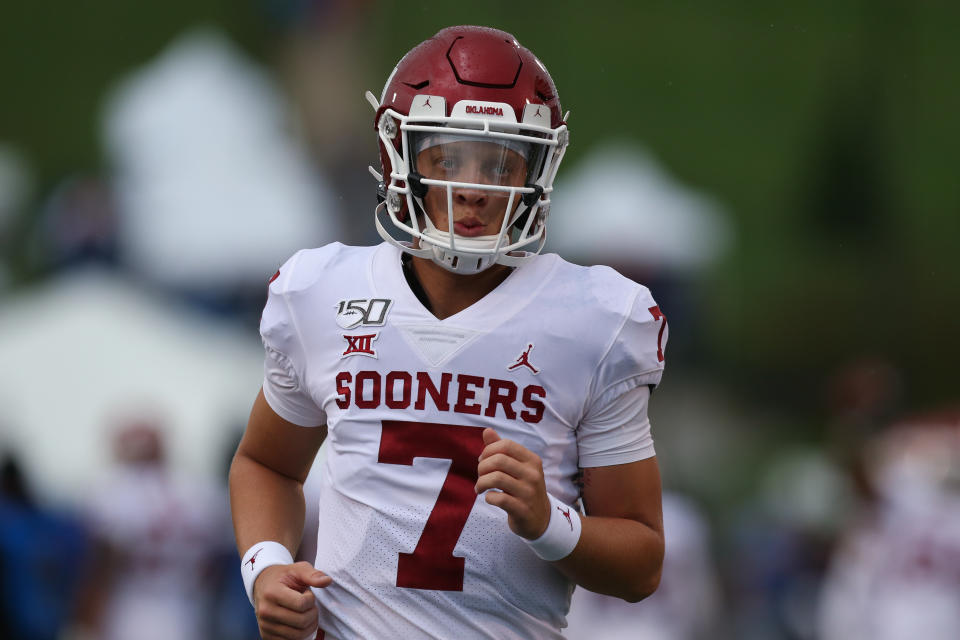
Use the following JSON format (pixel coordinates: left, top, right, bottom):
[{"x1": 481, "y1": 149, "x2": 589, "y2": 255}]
[{"x1": 416, "y1": 141, "x2": 528, "y2": 238}]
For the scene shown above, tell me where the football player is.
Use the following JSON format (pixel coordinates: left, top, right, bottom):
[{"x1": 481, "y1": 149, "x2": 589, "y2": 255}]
[{"x1": 230, "y1": 25, "x2": 668, "y2": 640}]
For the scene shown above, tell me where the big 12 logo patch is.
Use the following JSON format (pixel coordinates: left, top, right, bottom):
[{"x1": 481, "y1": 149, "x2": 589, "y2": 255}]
[{"x1": 335, "y1": 298, "x2": 393, "y2": 329}]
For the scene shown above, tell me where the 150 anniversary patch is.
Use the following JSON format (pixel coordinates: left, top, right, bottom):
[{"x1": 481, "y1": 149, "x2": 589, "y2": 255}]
[{"x1": 335, "y1": 298, "x2": 393, "y2": 329}]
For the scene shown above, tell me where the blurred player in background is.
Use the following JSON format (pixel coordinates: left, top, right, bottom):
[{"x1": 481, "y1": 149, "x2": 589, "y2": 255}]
[
  {"x1": 563, "y1": 491, "x2": 721, "y2": 640},
  {"x1": 818, "y1": 408, "x2": 960, "y2": 640},
  {"x1": 230, "y1": 25, "x2": 669, "y2": 639},
  {"x1": 74, "y1": 420, "x2": 227, "y2": 640}
]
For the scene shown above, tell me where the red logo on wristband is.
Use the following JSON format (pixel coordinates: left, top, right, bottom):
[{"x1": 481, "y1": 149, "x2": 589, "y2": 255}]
[
  {"x1": 557, "y1": 506, "x2": 573, "y2": 530},
  {"x1": 244, "y1": 547, "x2": 263, "y2": 571}
]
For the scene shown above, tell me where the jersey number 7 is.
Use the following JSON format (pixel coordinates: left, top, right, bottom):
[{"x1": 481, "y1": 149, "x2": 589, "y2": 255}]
[
  {"x1": 648, "y1": 305, "x2": 667, "y2": 363},
  {"x1": 378, "y1": 420, "x2": 486, "y2": 591}
]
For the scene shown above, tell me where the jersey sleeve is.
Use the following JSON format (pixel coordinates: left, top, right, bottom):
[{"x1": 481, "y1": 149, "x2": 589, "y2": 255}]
[
  {"x1": 259, "y1": 255, "x2": 326, "y2": 427},
  {"x1": 577, "y1": 286, "x2": 667, "y2": 467},
  {"x1": 577, "y1": 384, "x2": 655, "y2": 467}
]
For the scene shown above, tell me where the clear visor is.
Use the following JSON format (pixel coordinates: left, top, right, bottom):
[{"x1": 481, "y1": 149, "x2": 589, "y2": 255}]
[{"x1": 410, "y1": 132, "x2": 548, "y2": 188}]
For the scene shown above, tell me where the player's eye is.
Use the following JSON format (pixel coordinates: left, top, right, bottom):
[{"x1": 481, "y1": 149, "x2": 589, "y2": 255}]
[
  {"x1": 484, "y1": 160, "x2": 521, "y2": 183},
  {"x1": 435, "y1": 157, "x2": 459, "y2": 172}
]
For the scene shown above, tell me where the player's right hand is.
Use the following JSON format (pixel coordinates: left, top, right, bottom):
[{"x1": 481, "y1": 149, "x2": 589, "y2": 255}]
[{"x1": 253, "y1": 561, "x2": 333, "y2": 640}]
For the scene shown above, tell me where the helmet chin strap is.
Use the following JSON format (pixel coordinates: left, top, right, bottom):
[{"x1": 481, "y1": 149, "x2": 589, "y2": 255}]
[
  {"x1": 374, "y1": 195, "x2": 542, "y2": 275},
  {"x1": 418, "y1": 211, "x2": 511, "y2": 275}
]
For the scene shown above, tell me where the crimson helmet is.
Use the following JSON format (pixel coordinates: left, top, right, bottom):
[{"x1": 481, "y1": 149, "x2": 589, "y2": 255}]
[{"x1": 367, "y1": 25, "x2": 569, "y2": 274}]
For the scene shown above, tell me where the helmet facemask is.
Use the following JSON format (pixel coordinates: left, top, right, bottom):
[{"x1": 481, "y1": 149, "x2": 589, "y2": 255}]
[{"x1": 372, "y1": 97, "x2": 569, "y2": 275}]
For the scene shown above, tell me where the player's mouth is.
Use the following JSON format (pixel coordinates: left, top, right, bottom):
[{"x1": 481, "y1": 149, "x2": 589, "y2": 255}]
[{"x1": 453, "y1": 218, "x2": 489, "y2": 237}]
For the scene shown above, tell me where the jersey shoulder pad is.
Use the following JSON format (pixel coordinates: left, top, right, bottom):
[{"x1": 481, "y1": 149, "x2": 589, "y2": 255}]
[
  {"x1": 585, "y1": 267, "x2": 668, "y2": 400},
  {"x1": 267, "y1": 242, "x2": 353, "y2": 296},
  {"x1": 261, "y1": 242, "x2": 365, "y2": 356},
  {"x1": 551, "y1": 260, "x2": 651, "y2": 331}
]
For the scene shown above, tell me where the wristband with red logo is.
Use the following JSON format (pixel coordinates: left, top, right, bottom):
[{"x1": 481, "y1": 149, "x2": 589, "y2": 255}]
[
  {"x1": 241, "y1": 541, "x2": 294, "y2": 605},
  {"x1": 524, "y1": 493, "x2": 582, "y2": 561}
]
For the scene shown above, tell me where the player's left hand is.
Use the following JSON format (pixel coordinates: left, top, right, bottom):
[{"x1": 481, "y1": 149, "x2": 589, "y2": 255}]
[{"x1": 476, "y1": 428, "x2": 551, "y2": 540}]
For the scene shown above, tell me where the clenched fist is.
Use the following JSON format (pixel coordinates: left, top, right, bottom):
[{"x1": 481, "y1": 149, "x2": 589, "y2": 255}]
[
  {"x1": 253, "y1": 561, "x2": 332, "y2": 640},
  {"x1": 476, "y1": 428, "x2": 551, "y2": 540}
]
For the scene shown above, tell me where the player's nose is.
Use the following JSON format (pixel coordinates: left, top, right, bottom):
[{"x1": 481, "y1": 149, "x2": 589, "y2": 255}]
[{"x1": 453, "y1": 186, "x2": 488, "y2": 208}]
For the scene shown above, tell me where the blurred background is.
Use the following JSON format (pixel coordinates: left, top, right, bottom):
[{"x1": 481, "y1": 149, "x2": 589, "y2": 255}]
[{"x1": 1, "y1": 1, "x2": 958, "y2": 639}]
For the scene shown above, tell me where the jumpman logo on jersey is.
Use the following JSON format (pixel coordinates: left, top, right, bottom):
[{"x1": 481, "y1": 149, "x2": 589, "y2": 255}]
[
  {"x1": 557, "y1": 506, "x2": 573, "y2": 530},
  {"x1": 244, "y1": 547, "x2": 263, "y2": 571},
  {"x1": 507, "y1": 343, "x2": 539, "y2": 375}
]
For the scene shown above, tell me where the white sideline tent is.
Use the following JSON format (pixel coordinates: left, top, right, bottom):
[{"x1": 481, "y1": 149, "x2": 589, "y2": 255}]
[
  {"x1": 548, "y1": 144, "x2": 732, "y2": 272},
  {"x1": 0, "y1": 268, "x2": 264, "y2": 504},
  {"x1": 102, "y1": 27, "x2": 341, "y2": 290}
]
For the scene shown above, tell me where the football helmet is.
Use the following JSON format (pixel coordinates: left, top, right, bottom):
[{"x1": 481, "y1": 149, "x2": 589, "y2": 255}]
[{"x1": 368, "y1": 25, "x2": 569, "y2": 274}]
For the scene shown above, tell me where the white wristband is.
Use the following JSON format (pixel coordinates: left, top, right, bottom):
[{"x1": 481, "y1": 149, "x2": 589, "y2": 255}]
[
  {"x1": 241, "y1": 541, "x2": 294, "y2": 605},
  {"x1": 525, "y1": 493, "x2": 582, "y2": 561}
]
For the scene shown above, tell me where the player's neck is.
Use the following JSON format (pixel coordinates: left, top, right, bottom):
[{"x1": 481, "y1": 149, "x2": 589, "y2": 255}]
[{"x1": 409, "y1": 255, "x2": 513, "y2": 320}]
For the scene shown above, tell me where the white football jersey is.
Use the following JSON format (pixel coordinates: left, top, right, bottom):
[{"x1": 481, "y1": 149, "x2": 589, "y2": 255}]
[{"x1": 260, "y1": 242, "x2": 667, "y2": 640}]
